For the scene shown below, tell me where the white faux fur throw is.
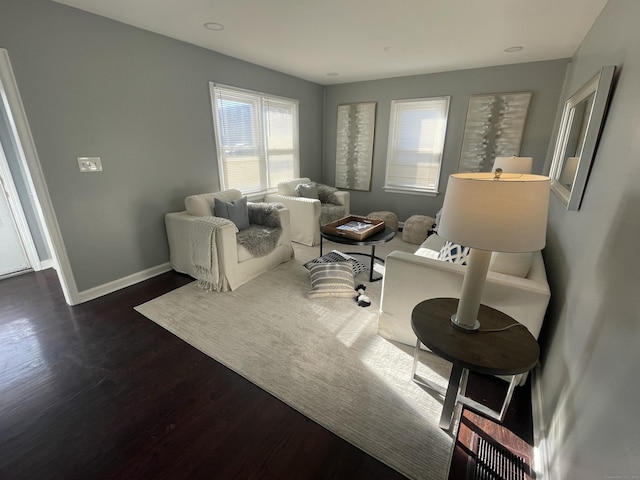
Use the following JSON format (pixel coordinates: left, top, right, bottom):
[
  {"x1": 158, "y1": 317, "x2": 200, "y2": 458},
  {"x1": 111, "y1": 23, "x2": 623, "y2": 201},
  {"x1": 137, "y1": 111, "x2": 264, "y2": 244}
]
[{"x1": 190, "y1": 216, "x2": 236, "y2": 292}]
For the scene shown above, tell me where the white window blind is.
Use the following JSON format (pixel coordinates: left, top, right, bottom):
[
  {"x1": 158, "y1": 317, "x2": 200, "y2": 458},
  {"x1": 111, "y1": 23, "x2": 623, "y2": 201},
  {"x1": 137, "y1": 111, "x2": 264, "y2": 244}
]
[
  {"x1": 210, "y1": 83, "x2": 299, "y2": 195},
  {"x1": 384, "y1": 96, "x2": 450, "y2": 194}
]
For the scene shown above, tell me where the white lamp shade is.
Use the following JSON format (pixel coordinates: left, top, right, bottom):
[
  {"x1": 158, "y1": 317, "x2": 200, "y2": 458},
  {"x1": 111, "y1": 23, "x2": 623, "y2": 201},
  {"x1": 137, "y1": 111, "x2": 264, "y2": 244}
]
[
  {"x1": 492, "y1": 156, "x2": 533, "y2": 174},
  {"x1": 438, "y1": 173, "x2": 550, "y2": 253},
  {"x1": 559, "y1": 156, "x2": 580, "y2": 186}
]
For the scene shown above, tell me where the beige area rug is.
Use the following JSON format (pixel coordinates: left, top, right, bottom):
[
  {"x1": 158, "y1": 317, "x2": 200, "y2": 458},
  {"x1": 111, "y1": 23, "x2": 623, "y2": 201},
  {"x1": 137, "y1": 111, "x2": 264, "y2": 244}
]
[{"x1": 135, "y1": 237, "x2": 458, "y2": 480}]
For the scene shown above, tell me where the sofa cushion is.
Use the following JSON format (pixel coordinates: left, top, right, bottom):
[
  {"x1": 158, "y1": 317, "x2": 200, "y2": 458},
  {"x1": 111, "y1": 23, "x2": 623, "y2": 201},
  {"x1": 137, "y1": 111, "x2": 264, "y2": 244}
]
[
  {"x1": 421, "y1": 234, "x2": 446, "y2": 251},
  {"x1": 438, "y1": 241, "x2": 471, "y2": 265},
  {"x1": 295, "y1": 182, "x2": 319, "y2": 199},
  {"x1": 414, "y1": 234, "x2": 445, "y2": 258},
  {"x1": 308, "y1": 262, "x2": 355, "y2": 298},
  {"x1": 214, "y1": 196, "x2": 250, "y2": 231},
  {"x1": 489, "y1": 251, "x2": 534, "y2": 278}
]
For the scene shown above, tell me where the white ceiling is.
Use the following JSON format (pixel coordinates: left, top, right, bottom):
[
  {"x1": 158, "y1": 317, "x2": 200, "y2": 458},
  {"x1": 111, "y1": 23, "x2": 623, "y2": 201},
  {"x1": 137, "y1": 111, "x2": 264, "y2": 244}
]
[{"x1": 53, "y1": 0, "x2": 607, "y2": 85}]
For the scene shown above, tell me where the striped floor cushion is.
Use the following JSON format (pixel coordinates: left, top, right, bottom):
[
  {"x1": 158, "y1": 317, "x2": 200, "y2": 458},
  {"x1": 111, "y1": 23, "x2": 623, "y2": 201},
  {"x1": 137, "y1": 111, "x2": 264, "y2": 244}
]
[
  {"x1": 307, "y1": 262, "x2": 355, "y2": 298},
  {"x1": 304, "y1": 250, "x2": 368, "y2": 276}
]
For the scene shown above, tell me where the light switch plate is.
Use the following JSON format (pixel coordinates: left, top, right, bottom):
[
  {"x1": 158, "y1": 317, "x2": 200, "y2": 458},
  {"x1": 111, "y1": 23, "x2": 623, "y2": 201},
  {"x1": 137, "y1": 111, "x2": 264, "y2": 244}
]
[{"x1": 78, "y1": 157, "x2": 102, "y2": 172}]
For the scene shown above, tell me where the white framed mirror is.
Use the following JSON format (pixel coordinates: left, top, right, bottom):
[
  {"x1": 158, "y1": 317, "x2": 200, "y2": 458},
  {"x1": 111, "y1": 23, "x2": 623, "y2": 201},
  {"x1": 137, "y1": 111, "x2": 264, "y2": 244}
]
[{"x1": 549, "y1": 66, "x2": 616, "y2": 210}]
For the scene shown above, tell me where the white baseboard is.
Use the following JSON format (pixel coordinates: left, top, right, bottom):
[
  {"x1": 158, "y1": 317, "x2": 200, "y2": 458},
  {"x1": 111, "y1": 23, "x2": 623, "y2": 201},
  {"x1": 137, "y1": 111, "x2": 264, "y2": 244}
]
[
  {"x1": 77, "y1": 262, "x2": 172, "y2": 304},
  {"x1": 531, "y1": 365, "x2": 550, "y2": 480}
]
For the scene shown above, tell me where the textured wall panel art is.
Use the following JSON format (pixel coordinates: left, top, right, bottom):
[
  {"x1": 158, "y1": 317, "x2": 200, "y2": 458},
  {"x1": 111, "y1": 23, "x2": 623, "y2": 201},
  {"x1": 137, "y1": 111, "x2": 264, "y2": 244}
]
[
  {"x1": 335, "y1": 102, "x2": 376, "y2": 191},
  {"x1": 458, "y1": 92, "x2": 532, "y2": 172}
]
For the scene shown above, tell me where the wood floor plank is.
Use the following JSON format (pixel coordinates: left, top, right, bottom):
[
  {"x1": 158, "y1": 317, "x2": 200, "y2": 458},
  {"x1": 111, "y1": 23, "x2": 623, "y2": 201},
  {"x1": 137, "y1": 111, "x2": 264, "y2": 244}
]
[{"x1": 0, "y1": 268, "x2": 532, "y2": 480}]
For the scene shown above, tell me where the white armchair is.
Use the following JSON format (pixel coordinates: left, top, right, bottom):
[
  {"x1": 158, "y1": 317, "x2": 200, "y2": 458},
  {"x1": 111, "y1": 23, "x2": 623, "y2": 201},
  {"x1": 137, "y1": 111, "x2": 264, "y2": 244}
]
[
  {"x1": 264, "y1": 178, "x2": 350, "y2": 246},
  {"x1": 165, "y1": 189, "x2": 294, "y2": 291}
]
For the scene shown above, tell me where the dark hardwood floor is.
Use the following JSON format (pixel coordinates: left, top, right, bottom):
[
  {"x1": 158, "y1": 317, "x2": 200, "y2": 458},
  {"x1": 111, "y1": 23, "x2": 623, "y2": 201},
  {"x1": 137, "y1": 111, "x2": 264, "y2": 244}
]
[
  {"x1": 0, "y1": 269, "x2": 533, "y2": 479},
  {"x1": 450, "y1": 373, "x2": 535, "y2": 479}
]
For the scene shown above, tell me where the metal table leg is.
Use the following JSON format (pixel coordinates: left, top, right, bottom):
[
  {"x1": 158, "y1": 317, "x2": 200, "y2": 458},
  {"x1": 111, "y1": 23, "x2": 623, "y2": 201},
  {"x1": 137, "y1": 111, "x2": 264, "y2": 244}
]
[
  {"x1": 440, "y1": 364, "x2": 464, "y2": 429},
  {"x1": 369, "y1": 245, "x2": 376, "y2": 282},
  {"x1": 412, "y1": 339, "x2": 520, "y2": 429}
]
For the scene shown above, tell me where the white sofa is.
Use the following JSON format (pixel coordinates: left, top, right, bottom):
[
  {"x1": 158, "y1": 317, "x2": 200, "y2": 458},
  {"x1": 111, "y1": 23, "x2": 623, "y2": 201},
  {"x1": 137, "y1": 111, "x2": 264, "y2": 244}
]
[
  {"x1": 378, "y1": 234, "x2": 551, "y2": 384},
  {"x1": 165, "y1": 189, "x2": 294, "y2": 291},
  {"x1": 265, "y1": 178, "x2": 350, "y2": 246}
]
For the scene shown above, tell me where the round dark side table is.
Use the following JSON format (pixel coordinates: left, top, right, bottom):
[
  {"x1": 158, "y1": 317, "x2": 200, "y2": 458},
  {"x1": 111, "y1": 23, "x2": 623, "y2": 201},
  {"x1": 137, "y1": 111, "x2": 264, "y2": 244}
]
[
  {"x1": 319, "y1": 226, "x2": 396, "y2": 282},
  {"x1": 411, "y1": 297, "x2": 539, "y2": 430}
]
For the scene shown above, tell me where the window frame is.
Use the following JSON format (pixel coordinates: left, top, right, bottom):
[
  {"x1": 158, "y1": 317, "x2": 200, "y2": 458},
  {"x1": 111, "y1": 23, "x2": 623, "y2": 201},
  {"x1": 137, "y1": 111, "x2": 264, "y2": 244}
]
[
  {"x1": 209, "y1": 82, "x2": 300, "y2": 197},
  {"x1": 383, "y1": 96, "x2": 450, "y2": 196}
]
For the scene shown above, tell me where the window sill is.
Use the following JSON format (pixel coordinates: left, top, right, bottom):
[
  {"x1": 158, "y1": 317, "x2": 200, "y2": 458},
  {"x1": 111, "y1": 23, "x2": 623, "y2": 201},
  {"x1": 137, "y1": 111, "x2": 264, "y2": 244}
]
[
  {"x1": 245, "y1": 192, "x2": 268, "y2": 202},
  {"x1": 383, "y1": 187, "x2": 439, "y2": 197}
]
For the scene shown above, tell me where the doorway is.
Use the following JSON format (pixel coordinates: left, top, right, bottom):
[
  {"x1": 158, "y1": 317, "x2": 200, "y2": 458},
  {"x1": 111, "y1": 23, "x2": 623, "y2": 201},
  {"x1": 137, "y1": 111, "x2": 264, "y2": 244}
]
[
  {"x1": 0, "y1": 144, "x2": 31, "y2": 277},
  {"x1": 0, "y1": 48, "x2": 78, "y2": 304}
]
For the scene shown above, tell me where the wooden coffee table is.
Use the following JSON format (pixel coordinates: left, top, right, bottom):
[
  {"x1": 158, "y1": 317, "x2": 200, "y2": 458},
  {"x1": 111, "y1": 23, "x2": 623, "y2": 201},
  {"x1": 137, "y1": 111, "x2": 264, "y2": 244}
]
[
  {"x1": 319, "y1": 226, "x2": 396, "y2": 282},
  {"x1": 411, "y1": 297, "x2": 539, "y2": 430}
]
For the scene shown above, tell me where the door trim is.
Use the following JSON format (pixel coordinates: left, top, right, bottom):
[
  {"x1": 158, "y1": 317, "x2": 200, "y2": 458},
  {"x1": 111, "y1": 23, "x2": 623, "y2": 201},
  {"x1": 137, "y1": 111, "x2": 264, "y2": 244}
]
[
  {"x1": 0, "y1": 48, "x2": 80, "y2": 305},
  {"x1": 0, "y1": 136, "x2": 40, "y2": 271}
]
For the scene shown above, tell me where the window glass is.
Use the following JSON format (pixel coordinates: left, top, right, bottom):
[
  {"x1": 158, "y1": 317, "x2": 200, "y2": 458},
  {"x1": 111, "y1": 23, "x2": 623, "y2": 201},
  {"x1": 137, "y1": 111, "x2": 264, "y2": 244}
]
[
  {"x1": 384, "y1": 97, "x2": 450, "y2": 194},
  {"x1": 211, "y1": 83, "x2": 299, "y2": 195}
]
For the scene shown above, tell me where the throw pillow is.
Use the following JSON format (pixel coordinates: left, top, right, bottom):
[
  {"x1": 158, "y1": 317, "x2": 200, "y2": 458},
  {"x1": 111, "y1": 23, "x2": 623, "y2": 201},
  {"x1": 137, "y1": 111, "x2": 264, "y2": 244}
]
[
  {"x1": 214, "y1": 196, "x2": 250, "y2": 231},
  {"x1": 316, "y1": 183, "x2": 340, "y2": 205},
  {"x1": 308, "y1": 261, "x2": 355, "y2": 298},
  {"x1": 438, "y1": 240, "x2": 471, "y2": 265},
  {"x1": 295, "y1": 182, "x2": 319, "y2": 199},
  {"x1": 489, "y1": 251, "x2": 534, "y2": 278}
]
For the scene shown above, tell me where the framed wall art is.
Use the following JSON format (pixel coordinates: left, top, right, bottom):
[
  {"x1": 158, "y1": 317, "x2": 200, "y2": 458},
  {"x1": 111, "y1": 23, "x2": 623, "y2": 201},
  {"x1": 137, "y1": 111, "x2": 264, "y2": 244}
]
[
  {"x1": 458, "y1": 92, "x2": 532, "y2": 173},
  {"x1": 335, "y1": 102, "x2": 376, "y2": 191}
]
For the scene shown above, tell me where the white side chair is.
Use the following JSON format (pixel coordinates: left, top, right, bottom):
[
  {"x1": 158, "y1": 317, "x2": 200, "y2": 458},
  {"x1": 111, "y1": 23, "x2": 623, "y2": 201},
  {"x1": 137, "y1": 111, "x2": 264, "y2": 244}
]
[
  {"x1": 265, "y1": 178, "x2": 350, "y2": 246},
  {"x1": 165, "y1": 189, "x2": 294, "y2": 291}
]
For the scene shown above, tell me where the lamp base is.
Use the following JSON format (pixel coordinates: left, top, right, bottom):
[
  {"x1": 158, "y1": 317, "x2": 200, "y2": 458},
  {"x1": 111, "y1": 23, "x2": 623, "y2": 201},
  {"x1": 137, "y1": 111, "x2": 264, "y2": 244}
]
[{"x1": 450, "y1": 314, "x2": 480, "y2": 332}]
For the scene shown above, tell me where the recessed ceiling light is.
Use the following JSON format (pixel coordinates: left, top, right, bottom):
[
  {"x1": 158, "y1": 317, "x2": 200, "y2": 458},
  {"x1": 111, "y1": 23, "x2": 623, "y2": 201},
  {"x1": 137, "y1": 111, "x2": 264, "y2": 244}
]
[
  {"x1": 204, "y1": 22, "x2": 224, "y2": 31},
  {"x1": 327, "y1": 72, "x2": 339, "y2": 77},
  {"x1": 504, "y1": 46, "x2": 523, "y2": 53}
]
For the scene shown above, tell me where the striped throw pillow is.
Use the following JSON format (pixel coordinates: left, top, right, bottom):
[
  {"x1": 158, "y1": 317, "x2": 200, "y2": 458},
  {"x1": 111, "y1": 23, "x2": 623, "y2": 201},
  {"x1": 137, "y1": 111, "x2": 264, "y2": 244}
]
[{"x1": 308, "y1": 262, "x2": 355, "y2": 298}]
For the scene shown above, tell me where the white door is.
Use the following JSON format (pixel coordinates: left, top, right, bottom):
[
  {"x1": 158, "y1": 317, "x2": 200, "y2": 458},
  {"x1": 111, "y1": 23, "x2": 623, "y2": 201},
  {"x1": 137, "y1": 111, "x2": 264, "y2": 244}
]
[{"x1": 0, "y1": 172, "x2": 29, "y2": 276}]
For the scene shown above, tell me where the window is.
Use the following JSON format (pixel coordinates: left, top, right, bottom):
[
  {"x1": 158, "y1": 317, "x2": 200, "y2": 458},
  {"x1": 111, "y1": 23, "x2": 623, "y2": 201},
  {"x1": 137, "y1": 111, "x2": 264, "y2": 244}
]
[
  {"x1": 384, "y1": 96, "x2": 450, "y2": 194},
  {"x1": 210, "y1": 83, "x2": 299, "y2": 196}
]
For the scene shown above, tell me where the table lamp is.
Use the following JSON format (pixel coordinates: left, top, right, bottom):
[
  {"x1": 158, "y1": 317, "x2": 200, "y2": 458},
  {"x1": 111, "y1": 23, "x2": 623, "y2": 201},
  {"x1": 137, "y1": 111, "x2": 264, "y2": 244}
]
[
  {"x1": 492, "y1": 156, "x2": 533, "y2": 174},
  {"x1": 437, "y1": 171, "x2": 550, "y2": 331}
]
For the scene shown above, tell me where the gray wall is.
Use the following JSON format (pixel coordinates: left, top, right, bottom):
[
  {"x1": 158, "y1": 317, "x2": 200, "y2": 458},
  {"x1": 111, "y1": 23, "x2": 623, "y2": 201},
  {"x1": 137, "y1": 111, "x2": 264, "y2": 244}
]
[
  {"x1": 323, "y1": 60, "x2": 568, "y2": 221},
  {"x1": 540, "y1": 1, "x2": 640, "y2": 478},
  {"x1": 0, "y1": 0, "x2": 323, "y2": 291},
  {"x1": 3, "y1": 0, "x2": 638, "y2": 475}
]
